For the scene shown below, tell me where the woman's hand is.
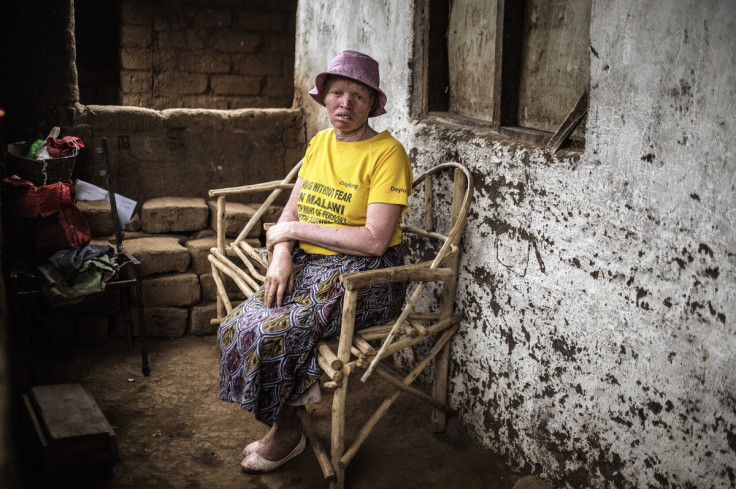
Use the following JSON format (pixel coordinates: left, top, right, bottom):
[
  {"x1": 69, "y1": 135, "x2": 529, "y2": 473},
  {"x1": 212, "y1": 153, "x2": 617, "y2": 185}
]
[
  {"x1": 263, "y1": 244, "x2": 294, "y2": 308},
  {"x1": 265, "y1": 221, "x2": 294, "y2": 251}
]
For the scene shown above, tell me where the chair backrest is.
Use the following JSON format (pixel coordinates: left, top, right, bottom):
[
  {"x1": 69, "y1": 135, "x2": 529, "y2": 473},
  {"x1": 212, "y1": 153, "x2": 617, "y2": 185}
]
[
  {"x1": 358, "y1": 162, "x2": 473, "y2": 381},
  {"x1": 99, "y1": 137, "x2": 125, "y2": 253},
  {"x1": 402, "y1": 162, "x2": 474, "y2": 269}
]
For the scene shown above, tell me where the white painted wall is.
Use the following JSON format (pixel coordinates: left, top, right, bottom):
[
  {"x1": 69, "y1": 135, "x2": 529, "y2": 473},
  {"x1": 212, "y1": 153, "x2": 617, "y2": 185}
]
[
  {"x1": 294, "y1": 1, "x2": 736, "y2": 487},
  {"x1": 294, "y1": 1, "x2": 416, "y2": 137}
]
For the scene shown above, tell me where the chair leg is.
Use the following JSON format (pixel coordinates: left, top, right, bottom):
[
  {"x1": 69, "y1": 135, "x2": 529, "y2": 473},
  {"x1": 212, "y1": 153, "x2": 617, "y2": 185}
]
[
  {"x1": 297, "y1": 406, "x2": 335, "y2": 480},
  {"x1": 330, "y1": 376, "x2": 349, "y2": 489},
  {"x1": 431, "y1": 340, "x2": 451, "y2": 432},
  {"x1": 133, "y1": 264, "x2": 150, "y2": 376}
]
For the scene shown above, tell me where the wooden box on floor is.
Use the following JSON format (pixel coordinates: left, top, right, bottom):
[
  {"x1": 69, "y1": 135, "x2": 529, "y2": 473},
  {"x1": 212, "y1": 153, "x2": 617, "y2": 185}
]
[{"x1": 21, "y1": 383, "x2": 118, "y2": 472}]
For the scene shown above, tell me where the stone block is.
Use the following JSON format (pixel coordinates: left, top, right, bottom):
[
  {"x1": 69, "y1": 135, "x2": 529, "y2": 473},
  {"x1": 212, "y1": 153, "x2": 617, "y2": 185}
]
[
  {"x1": 120, "y1": 24, "x2": 151, "y2": 48},
  {"x1": 156, "y1": 31, "x2": 195, "y2": 50},
  {"x1": 186, "y1": 236, "x2": 220, "y2": 275},
  {"x1": 154, "y1": 72, "x2": 209, "y2": 96},
  {"x1": 126, "y1": 213, "x2": 142, "y2": 231},
  {"x1": 190, "y1": 302, "x2": 219, "y2": 336},
  {"x1": 121, "y1": 48, "x2": 152, "y2": 70},
  {"x1": 121, "y1": 230, "x2": 152, "y2": 240},
  {"x1": 237, "y1": 53, "x2": 284, "y2": 75},
  {"x1": 186, "y1": 236, "x2": 261, "y2": 275},
  {"x1": 142, "y1": 273, "x2": 201, "y2": 307},
  {"x1": 237, "y1": 12, "x2": 284, "y2": 32},
  {"x1": 191, "y1": 7, "x2": 231, "y2": 28},
  {"x1": 141, "y1": 197, "x2": 210, "y2": 234},
  {"x1": 207, "y1": 200, "x2": 261, "y2": 238},
  {"x1": 90, "y1": 237, "x2": 115, "y2": 247},
  {"x1": 200, "y1": 272, "x2": 249, "y2": 303},
  {"x1": 122, "y1": 237, "x2": 190, "y2": 277},
  {"x1": 190, "y1": 229, "x2": 215, "y2": 240},
  {"x1": 185, "y1": 51, "x2": 230, "y2": 74},
  {"x1": 121, "y1": 3, "x2": 150, "y2": 26},
  {"x1": 132, "y1": 307, "x2": 188, "y2": 337},
  {"x1": 263, "y1": 75, "x2": 293, "y2": 99},
  {"x1": 245, "y1": 203, "x2": 283, "y2": 226},
  {"x1": 77, "y1": 200, "x2": 115, "y2": 237},
  {"x1": 211, "y1": 74, "x2": 260, "y2": 95},
  {"x1": 213, "y1": 33, "x2": 260, "y2": 53},
  {"x1": 121, "y1": 71, "x2": 151, "y2": 94}
]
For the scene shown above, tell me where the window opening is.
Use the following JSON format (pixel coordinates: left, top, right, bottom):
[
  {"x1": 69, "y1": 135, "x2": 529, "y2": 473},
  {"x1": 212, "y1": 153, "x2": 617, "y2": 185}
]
[{"x1": 425, "y1": 0, "x2": 590, "y2": 144}]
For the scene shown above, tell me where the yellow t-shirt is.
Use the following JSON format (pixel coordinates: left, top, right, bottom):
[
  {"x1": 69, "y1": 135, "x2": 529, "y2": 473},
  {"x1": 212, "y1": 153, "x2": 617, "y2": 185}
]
[{"x1": 296, "y1": 129, "x2": 413, "y2": 255}]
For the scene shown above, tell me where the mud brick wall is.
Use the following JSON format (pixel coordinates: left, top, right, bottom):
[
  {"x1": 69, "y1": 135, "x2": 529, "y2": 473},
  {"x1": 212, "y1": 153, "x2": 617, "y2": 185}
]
[
  {"x1": 120, "y1": 0, "x2": 297, "y2": 110},
  {"x1": 70, "y1": 106, "x2": 306, "y2": 207}
]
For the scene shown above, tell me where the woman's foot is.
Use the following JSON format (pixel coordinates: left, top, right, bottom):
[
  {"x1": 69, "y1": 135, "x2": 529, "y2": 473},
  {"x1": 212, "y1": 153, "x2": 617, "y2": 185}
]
[
  {"x1": 255, "y1": 421, "x2": 303, "y2": 461},
  {"x1": 241, "y1": 404, "x2": 305, "y2": 472},
  {"x1": 241, "y1": 421, "x2": 301, "y2": 459},
  {"x1": 240, "y1": 433, "x2": 306, "y2": 474},
  {"x1": 242, "y1": 423, "x2": 278, "y2": 457}
]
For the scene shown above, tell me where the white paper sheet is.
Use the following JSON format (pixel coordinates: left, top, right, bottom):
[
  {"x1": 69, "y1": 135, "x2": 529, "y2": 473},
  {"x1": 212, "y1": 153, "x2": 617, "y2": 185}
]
[{"x1": 74, "y1": 179, "x2": 137, "y2": 230}]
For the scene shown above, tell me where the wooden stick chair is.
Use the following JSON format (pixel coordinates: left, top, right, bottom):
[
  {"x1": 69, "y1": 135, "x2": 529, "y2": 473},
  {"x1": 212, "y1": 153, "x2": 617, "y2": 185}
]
[{"x1": 208, "y1": 161, "x2": 473, "y2": 489}]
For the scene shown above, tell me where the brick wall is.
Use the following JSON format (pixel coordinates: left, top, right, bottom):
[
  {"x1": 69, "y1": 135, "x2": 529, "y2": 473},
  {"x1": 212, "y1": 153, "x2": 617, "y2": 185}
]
[{"x1": 119, "y1": 0, "x2": 296, "y2": 110}]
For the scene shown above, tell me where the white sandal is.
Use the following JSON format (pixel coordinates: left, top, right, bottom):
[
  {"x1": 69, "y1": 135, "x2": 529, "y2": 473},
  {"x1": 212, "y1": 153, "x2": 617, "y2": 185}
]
[
  {"x1": 242, "y1": 440, "x2": 264, "y2": 457},
  {"x1": 240, "y1": 434, "x2": 306, "y2": 474}
]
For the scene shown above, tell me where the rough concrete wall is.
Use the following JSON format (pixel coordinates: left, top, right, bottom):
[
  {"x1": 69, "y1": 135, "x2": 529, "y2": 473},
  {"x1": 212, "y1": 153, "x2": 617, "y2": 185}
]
[
  {"x1": 119, "y1": 0, "x2": 296, "y2": 110},
  {"x1": 294, "y1": 1, "x2": 736, "y2": 488},
  {"x1": 70, "y1": 105, "x2": 306, "y2": 205}
]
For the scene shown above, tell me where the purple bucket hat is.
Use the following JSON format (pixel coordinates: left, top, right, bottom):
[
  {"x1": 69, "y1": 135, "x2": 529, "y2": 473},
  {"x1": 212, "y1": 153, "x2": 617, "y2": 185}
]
[{"x1": 308, "y1": 50, "x2": 387, "y2": 117}]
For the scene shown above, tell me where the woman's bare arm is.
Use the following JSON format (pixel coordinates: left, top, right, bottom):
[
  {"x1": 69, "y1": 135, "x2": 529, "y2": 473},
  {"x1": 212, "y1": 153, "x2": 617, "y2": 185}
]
[
  {"x1": 266, "y1": 202, "x2": 402, "y2": 257},
  {"x1": 263, "y1": 178, "x2": 302, "y2": 308}
]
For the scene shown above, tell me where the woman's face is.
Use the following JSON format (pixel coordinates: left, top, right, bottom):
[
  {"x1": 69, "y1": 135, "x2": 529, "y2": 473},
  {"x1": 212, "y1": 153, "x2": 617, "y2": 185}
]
[{"x1": 323, "y1": 77, "x2": 376, "y2": 134}]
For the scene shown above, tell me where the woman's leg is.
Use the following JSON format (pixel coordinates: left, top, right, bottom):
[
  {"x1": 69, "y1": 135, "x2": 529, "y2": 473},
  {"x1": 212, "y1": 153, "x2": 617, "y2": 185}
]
[{"x1": 254, "y1": 404, "x2": 303, "y2": 460}]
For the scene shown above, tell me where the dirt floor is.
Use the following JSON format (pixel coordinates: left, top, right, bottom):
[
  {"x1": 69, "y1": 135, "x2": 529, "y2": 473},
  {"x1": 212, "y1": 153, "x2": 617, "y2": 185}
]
[{"x1": 11, "y1": 333, "x2": 524, "y2": 489}]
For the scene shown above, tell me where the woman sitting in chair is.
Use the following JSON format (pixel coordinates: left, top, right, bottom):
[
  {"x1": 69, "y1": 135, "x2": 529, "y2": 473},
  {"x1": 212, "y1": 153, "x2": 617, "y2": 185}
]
[{"x1": 217, "y1": 50, "x2": 413, "y2": 474}]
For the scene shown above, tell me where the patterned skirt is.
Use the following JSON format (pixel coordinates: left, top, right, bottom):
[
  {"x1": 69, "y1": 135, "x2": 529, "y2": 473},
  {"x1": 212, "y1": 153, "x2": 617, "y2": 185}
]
[{"x1": 218, "y1": 245, "x2": 406, "y2": 425}]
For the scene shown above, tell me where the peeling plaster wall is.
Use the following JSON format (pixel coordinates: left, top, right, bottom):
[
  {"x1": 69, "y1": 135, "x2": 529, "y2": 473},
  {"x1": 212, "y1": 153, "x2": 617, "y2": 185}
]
[{"x1": 295, "y1": 1, "x2": 736, "y2": 488}]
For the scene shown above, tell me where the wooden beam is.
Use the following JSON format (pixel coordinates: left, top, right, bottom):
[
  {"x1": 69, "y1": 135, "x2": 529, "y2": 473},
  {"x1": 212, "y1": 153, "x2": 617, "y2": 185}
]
[{"x1": 546, "y1": 87, "x2": 589, "y2": 154}]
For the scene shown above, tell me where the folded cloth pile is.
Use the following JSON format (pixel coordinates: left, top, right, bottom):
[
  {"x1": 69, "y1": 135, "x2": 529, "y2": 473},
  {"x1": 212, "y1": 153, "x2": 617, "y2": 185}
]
[{"x1": 36, "y1": 244, "x2": 116, "y2": 306}]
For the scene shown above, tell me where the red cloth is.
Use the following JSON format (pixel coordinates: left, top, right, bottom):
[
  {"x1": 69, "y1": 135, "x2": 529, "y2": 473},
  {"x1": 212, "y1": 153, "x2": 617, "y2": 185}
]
[
  {"x1": 2, "y1": 177, "x2": 91, "y2": 264},
  {"x1": 45, "y1": 136, "x2": 84, "y2": 158}
]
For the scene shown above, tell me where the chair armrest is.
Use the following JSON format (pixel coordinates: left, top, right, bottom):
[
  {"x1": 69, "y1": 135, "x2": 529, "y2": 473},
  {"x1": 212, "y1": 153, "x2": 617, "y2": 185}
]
[
  {"x1": 208, "y1": 180, "x2": 295, "y2": 198},
  {"x1": 340, "y1": 261, "x2": 454, "y2": 291}
]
